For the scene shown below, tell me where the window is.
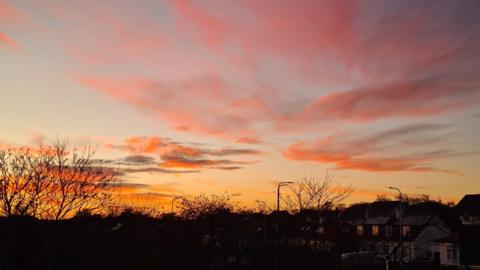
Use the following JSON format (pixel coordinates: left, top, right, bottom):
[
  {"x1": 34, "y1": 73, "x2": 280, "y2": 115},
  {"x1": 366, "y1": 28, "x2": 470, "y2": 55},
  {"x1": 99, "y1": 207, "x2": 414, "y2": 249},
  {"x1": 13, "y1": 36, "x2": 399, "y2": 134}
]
[
  {"x1": 356, "y1": 225, "x2": 364, "y2": 236},
  {"x1": 317, "y1": 226, "x2": 325, "y2": 235},
  {"x1": 385, "y1": 225, "x2": 392, "y2": 236},
  {"x1": 383, "y1": 244, "x2": 390, "y2": 255},
  {"x1": 372, "y1": 225, "x2": 380, "y2": 236},
  {"x1": 402, "y1": 226, "x2": 411, "y2": 237},
  {"x1": 447, "y1": 245, "x2": 457, "y2": 260}
]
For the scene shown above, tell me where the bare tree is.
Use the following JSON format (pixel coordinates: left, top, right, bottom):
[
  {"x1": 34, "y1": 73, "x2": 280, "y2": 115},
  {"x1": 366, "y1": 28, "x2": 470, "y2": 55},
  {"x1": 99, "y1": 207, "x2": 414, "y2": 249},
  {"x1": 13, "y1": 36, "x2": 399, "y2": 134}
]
[
  {"x1": 282, "y1": 174, "x2": 353, "y2": 212},
  {"x1": 0, "y1": 146, "x2": 55, "y2": 217},
  {"x1": 179, "y1": 193, "x2": 234, "y2": 219},
  {"x1": 0, "y1": 141, "x2": 117, "y2": 220}
]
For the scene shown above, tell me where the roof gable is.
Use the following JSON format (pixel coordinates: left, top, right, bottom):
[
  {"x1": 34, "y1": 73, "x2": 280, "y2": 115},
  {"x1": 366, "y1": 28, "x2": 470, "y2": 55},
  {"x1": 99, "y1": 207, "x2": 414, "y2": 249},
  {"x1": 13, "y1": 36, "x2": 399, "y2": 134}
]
[{"x1": 455, "y1": 194, "x2": 480, "y2": 216}]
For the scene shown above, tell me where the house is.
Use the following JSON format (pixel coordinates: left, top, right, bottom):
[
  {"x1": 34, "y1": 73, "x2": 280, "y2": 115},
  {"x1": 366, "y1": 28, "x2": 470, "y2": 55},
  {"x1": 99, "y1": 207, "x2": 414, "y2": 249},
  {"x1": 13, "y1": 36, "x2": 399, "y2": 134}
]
[
  {"x1": 338, "y1": 203, "x2": 369, "y2": 236},
  {"x1": 363, "y1": 201, "x2": 401, "y2": 240},
  {"x1": 394, "y1": 215, "x2": 451, "y2": 263},
  {"x1": 338, "y1": 200, "x2": 453, "y2": 264},
  {"x1": 455, "y1": 194, "x2": 480, "y2": 225},
  {"x1": 434, "y1": 233, "x2": 461, "y2": 267},
  {"x1": 289, "y1": 196, "x2": 479, "y2": 268},
  {"x1": 454, "y1": 194, "x2": 480, "y2": 268},
  {"x1": 289, "y1": 209, "x2": 341, "y2": 250}
]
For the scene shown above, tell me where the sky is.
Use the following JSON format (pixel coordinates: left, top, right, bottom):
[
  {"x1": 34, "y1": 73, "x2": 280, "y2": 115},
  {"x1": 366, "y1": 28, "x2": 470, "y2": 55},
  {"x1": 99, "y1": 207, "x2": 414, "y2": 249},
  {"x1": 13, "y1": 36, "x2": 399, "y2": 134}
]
[{"x1": 1, "y1": 0, "x2": 480, "y2": 208}]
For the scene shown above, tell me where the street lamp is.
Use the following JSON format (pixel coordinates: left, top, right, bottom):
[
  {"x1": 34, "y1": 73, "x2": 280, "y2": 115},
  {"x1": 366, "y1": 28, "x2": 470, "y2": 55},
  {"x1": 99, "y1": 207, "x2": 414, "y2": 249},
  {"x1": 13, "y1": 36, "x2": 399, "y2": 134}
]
[
  {"x1": 277, "y1": 181, "x2": 294, "y2": 212},
  {"x1": 388, "y1": 186, "x2": 403, "y2": 269},
  {"x1": 171, "y1": 195, "x2": 183, "y2": 214},
  {"x1": 275, "y1": 181, "x2": 293, "y2": 270}
]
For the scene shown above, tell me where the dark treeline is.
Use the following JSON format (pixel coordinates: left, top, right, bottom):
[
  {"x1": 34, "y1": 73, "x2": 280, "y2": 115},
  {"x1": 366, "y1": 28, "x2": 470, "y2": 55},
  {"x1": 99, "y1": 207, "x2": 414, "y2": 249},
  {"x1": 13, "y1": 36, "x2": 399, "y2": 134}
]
[
  {"x1": 0, "y1": 198, "x2": 461, "y2": 270},
  {"x1": 0, "y1": 208, "x2": 342, "y2": 270}
]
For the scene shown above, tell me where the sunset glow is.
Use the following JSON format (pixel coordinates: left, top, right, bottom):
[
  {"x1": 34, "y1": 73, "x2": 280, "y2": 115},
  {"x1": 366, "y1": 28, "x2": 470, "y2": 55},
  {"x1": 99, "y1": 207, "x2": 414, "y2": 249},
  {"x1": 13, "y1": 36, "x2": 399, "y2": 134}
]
[{"x1": 1, "y1": 0, "x2": 479, "y2": 208}]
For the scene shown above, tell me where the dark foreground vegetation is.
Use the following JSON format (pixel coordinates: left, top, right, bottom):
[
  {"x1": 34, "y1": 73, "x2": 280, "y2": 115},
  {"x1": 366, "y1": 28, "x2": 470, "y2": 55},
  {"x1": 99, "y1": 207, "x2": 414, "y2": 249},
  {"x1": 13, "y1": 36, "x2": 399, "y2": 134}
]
[
  {"x1": 0, "y1": 211, "x2": 334, "y2": 270},
  {"x1": 1, "y1": 195, "x2": 479, "y2": 270},
  {"x1": 0, "y1": 210, "x2": 429, "y2": 270}
]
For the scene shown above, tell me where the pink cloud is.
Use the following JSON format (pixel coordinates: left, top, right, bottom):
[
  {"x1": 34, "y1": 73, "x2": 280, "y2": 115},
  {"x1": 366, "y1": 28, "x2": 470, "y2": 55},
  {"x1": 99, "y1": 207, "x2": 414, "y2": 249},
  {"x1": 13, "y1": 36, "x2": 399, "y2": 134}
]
[
  {"x1": 32, "y1": 1, "x2": 169, "y2": 66},
  {"x1": 0, "y1": 0, "x2": 21, "y2": 48},
  {"x1": 77, "y1": 74, "x2": 276, "y2": 138},
  {"x1": 236, "y1": 137, "x2": 263, "y2": 145},
  {"x1": 173, "y1": 0, "x2": 480, "y2": 128},
  {"x1": 19, "y1": 1, "x2": 480, "y2": 142},
  {"x1": 283, "y1": 123, "x2": 466, "y2": 174},
  {"x1": 291, "y1": 76, "x2": 480, "y2": 124},
  {"x1": 175, "y1": 0, "x2": 230, "y2": 49},
  {"x1": 0, "y1": 32, "x2": 17, "y2": 48},
  {"x1": 172, "y1": 0, "x2": 358, "y2": 80}
]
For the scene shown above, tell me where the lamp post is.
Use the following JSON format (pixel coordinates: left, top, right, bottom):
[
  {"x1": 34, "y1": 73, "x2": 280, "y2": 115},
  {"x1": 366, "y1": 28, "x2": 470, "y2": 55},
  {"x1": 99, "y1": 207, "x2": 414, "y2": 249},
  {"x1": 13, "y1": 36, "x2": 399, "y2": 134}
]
[
  {"x1": 275, "y1": 181, "x2": 294, "y2": 270},
  {"x1": 277, "y1": 182, "x2": 294, "y2": 213},
  {"x1": 171, "y1": 196, "x2": 183, "y2": 214},
  {"x1": 388, "y1": 187, "x2": 403, "y2": 269}
]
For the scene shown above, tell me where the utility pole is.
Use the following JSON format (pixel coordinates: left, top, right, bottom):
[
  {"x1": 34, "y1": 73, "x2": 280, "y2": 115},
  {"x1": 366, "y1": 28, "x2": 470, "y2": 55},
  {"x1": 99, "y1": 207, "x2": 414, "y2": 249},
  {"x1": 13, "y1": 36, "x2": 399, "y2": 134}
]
[
  {"x1": 275, "y1": 181, "x2": 293, "y2": 270},
  {"x1": 388, "y1": 187, "x2": 403, "y2": 269}
]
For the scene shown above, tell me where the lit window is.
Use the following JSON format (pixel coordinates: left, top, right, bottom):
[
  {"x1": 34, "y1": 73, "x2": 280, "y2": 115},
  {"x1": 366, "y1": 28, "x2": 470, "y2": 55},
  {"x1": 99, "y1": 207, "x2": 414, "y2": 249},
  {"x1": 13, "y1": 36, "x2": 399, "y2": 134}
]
[
  {"x1": 385, "y1": 226, "x2": 392, "y2": 236},
  {"x1": 447, "y1": 245, "x2": 457, "y2": 260},
  {"x1": 372, "y1": 225, "x2": 380, "y2": 236},
  {"x1": 402, "y1": 226, "x2": 411, "y2": 237},
  {"x1": 317, "y1": 226, "x2": 325, "y2": 235},
  {"x1": 356, "y1": 225, "x2": 364, "y2": 235}
]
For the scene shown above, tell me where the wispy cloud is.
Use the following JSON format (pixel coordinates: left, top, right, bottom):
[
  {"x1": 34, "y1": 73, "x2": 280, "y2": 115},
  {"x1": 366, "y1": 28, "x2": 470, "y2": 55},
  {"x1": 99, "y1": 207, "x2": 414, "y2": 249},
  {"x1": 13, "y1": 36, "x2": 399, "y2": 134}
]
[
  {"x1": 122, "y1": 155, "x2": 157, "y2": 165},
  {"x1": 292, "y1": 75, "x2": 480, "y2": 124},
  {"x1": 236, "y1": 137, "x2": 263, "y2": 145},
  {"x1": 77, "y1": 74, "x2": 275, "y2": 139},
  {"x1": 119, "y1": 167, "x2": 199, "y2": 175},
  {"x1": 65, "y1": 0, "x2": 480, "y2": 142},
  {"x1": 284, "y1": 123, "x2": 472, "y2": 174},
  {"x1": 110, "y1": 136, "x2": 261, "y2": 171},
  {"x1": 0, "y1": 0, "x2": 21, "y2": 48}
]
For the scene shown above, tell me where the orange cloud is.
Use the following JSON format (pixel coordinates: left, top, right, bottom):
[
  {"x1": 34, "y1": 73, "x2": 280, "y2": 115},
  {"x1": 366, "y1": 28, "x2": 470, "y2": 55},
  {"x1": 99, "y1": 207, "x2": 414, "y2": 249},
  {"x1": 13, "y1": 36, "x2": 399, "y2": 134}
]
[
  {"x1": 110, "y1": 136, "x2": 261, "y2": 171},
  {"x1": 236, "y1": 137, "x2": 263, "y2": 145}
]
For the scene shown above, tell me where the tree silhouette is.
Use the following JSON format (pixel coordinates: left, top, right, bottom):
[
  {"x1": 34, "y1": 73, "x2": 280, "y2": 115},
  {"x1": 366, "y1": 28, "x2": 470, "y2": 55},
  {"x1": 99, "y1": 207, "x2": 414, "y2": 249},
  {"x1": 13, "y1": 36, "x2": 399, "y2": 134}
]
[
  {"x1": 0, "y1": 141, "x2": 117, "y2": 220},
  {"x1": 283, "y1": 174, "x2": 354, "y2": 212},
  {"x1": 179, "y1": 193, "x2": 234, "y2": 220}
]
